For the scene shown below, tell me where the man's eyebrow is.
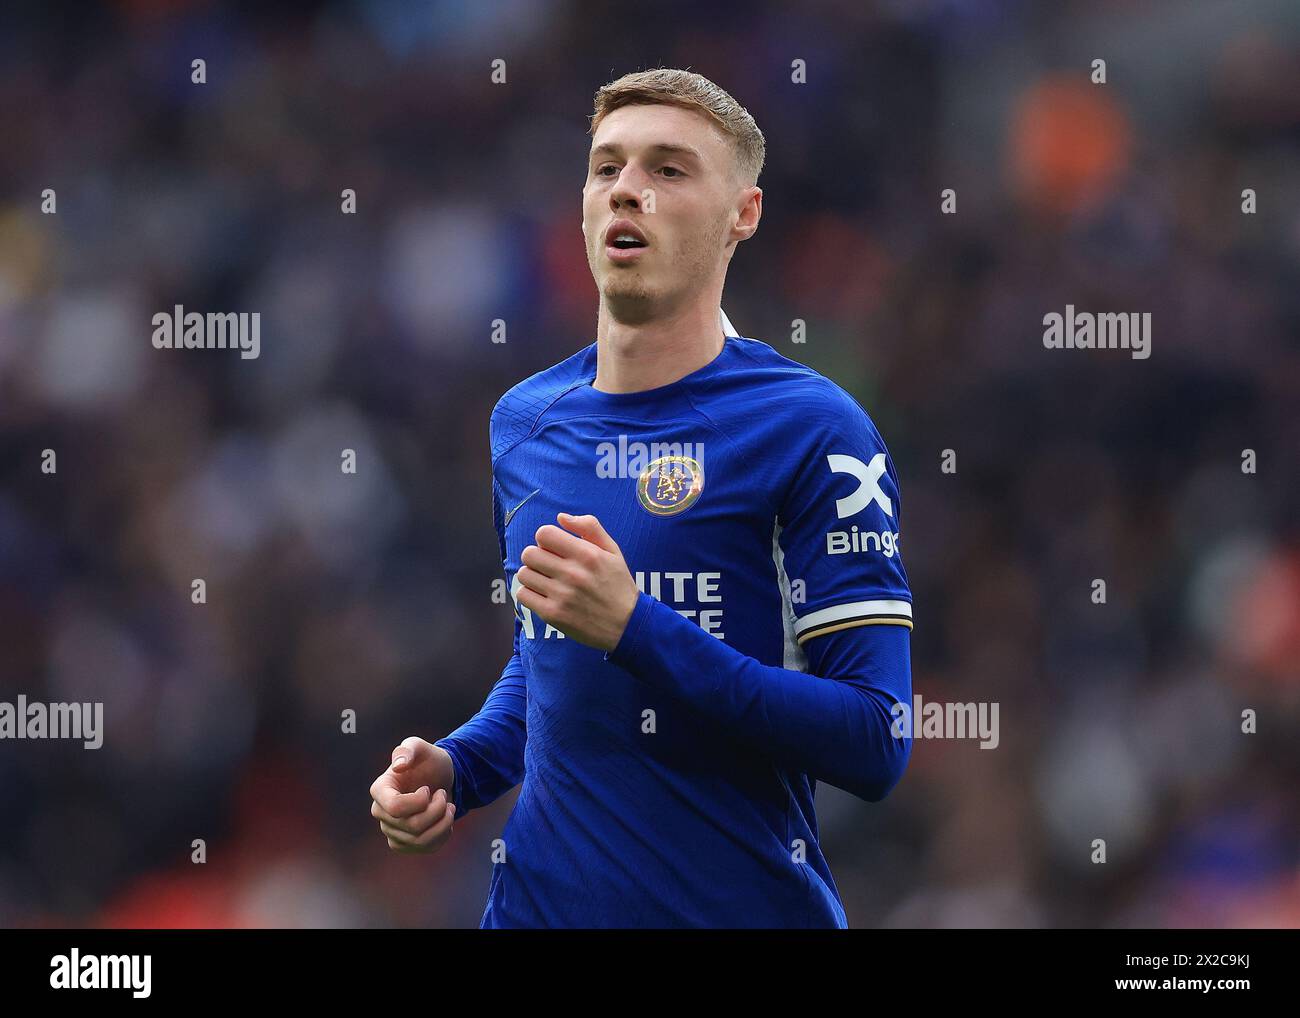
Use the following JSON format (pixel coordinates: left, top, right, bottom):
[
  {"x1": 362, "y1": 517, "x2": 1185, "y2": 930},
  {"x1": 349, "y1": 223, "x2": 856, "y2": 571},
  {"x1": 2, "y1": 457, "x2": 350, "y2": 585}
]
[{"x1": 589, "y1": 141, "x2": 705, "y2": 163}]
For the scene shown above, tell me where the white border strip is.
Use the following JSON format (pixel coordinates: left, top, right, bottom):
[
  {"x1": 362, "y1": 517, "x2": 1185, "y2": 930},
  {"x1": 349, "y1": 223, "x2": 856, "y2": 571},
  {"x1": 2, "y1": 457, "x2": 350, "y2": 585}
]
[{"x1": 793, "y1": 599, "x2": 913, "y2": 637}]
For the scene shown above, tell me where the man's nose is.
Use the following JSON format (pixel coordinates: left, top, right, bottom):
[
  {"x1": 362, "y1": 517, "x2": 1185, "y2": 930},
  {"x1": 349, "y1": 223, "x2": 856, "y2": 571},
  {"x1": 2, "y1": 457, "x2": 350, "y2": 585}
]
[{"x1": 610, "y1": 166, "x2": 648, "y2": 211}]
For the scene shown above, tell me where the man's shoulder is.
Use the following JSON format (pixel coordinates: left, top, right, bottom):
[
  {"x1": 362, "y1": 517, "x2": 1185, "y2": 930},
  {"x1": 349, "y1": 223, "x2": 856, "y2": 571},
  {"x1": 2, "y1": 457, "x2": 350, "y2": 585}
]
[
  {"x1": 713, "y1": 336, "x2": 878, "y2": 433},
  {"x1": 490, "y1": 343, "x2": 597, "y2": 459}
]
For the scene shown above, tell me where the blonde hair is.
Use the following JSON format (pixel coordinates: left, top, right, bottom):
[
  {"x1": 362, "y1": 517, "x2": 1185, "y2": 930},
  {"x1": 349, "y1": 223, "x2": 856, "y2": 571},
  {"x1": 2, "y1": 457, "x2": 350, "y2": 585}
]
[{"x1": 589, "y1": 69, "x2": 765, "y2": 186}]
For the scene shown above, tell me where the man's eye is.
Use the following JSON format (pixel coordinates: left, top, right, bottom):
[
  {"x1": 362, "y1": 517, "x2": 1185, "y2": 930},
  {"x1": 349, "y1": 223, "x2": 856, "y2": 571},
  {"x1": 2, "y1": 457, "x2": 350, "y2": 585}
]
[
  {"x1": 660, "y1": 166, "x2": 682, "y2": 178},
  {"x1": 596, "y1": 165, "x2": 618, "y2": 177}
]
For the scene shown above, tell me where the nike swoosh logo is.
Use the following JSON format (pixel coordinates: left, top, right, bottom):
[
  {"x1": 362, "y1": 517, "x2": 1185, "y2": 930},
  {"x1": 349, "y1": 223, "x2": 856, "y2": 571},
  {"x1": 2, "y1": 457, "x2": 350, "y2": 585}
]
[{"x1": 503, "y1": 488, "x2": 541, "y2": 528}]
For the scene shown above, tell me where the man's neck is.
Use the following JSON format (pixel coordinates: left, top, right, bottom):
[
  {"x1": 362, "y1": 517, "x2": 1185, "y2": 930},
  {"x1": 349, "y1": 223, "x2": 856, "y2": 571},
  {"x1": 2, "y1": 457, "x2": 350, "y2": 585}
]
[{"x1": 593, "y1": 299, "x2": 725, "y2": 394}]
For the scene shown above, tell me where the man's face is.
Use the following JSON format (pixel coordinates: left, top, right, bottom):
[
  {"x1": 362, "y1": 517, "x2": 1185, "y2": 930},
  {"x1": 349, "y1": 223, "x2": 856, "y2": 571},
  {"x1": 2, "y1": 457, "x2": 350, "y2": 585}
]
[{"x1": 582, "y1": 104, "x2": 752, "y2": 320}]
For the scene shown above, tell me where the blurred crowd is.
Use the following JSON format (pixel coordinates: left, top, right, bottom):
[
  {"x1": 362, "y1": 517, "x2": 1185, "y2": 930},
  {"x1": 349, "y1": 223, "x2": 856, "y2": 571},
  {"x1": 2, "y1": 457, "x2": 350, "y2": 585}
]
[{"x1": 0, "y1": 0, "x2": 1296, "y2": 928}]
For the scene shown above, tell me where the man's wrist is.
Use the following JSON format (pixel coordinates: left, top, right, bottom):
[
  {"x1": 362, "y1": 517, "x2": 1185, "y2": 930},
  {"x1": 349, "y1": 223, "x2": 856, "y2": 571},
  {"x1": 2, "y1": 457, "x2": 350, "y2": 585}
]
[
  {"x1": 432, "y1": 740, "x2": 463, "y2": 816},
  {"x1": 603, "y1": 589, "x2": 656, "y2": 667},
  {"x1": 602, "y1": 585, "x2": 641, "y2": 652}
]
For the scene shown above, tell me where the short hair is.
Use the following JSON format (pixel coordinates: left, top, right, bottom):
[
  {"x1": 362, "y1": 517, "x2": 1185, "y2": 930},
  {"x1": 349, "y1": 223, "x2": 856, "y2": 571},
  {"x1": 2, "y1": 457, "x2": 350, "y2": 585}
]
[{"x1": 589, "y1": 68, "x2": 765, "y2": 187}]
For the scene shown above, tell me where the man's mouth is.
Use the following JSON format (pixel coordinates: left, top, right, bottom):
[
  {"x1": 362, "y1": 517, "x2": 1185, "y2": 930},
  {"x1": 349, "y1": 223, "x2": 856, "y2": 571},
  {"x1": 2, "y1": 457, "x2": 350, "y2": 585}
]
[{"x1": 605, "y1": 220, "x2": 649, "y2": 254}]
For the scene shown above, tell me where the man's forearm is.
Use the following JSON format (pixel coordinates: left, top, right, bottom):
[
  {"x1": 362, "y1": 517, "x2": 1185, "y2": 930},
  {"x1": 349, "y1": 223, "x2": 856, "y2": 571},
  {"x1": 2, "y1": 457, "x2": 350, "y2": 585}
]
[
  {"x1": 434, "y1": 652, "x2": 527, "y2": 818},
  {"x1": 605, "y1": 591, "x2": 912, "y2": 802}
]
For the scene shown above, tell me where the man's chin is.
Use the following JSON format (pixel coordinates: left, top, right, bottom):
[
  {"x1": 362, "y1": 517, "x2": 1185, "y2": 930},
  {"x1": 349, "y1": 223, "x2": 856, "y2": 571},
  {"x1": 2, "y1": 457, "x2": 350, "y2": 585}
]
[
  {"x1": 600, "y1": 283, "x2": 664, "y2": 324},
  {"x1": 601, "y1": 277, "x2": 656, "y2": 305}
]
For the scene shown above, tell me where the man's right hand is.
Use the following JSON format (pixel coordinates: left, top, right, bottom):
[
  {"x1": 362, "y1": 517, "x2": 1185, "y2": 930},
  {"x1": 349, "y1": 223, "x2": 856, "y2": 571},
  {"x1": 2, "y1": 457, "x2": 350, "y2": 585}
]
[{"x1": 370, "y1": 737, "x2": 457, "y2": 854}]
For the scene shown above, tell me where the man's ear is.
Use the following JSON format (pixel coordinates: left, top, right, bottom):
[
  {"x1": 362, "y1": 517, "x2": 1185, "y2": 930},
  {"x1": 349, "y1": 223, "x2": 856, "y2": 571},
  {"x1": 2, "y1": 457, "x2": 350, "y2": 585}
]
[{"x1": 734, "y1": 186, "x2": 762, "y2": 242}]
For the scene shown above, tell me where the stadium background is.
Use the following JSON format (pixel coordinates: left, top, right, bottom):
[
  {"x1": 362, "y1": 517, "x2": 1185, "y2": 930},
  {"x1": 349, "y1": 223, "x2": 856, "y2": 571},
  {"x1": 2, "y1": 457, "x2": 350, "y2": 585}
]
[{"x1": 0, "y1": 0, "x2": 1296, "y2": 928}]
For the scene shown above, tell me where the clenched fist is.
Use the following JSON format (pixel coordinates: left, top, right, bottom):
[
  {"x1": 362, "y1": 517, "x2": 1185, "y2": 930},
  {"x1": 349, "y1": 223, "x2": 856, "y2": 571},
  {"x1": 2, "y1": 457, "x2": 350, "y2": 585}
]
[
  {"x1": 515, "y1": 512, "x2": 639, "y2": 651},
  {"x1": 370, "y1": 736, "x2": 457, "y2": 854}
]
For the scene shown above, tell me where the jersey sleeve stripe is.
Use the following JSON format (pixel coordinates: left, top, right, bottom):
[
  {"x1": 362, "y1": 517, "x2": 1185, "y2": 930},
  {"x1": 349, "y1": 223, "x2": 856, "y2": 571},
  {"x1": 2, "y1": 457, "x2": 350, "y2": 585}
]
[
  {"x1": 796, "y1": 617, "x2": 913, "y2": 644},
  {"x1": 793, "y1": 599, "x2": 913, "y2": 644}
]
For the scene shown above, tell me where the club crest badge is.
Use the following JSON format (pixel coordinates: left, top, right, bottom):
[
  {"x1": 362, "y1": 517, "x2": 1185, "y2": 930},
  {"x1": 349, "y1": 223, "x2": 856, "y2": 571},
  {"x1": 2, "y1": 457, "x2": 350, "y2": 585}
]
[{"x1": 637, "y1": 455, "x2": 704, "y2": 517}]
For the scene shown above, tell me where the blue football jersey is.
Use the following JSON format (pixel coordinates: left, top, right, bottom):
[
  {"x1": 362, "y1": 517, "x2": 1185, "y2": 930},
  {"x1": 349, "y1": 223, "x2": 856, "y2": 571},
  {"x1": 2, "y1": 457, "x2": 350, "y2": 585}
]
[{"x1": 437, "y1": 335, "x2": 912, "y2": 927}]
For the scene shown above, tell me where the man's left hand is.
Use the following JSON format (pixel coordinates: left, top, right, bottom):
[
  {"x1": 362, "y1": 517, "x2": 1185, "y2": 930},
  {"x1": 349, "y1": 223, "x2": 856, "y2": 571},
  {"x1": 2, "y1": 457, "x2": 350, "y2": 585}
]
[{"x1": 516, "y1": 513, "x2": 640, "y2": 652}]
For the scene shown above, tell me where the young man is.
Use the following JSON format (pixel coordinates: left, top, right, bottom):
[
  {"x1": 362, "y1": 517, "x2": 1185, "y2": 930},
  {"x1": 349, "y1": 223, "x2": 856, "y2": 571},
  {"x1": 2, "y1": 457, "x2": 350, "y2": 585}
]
[{"x1": 369, "y1": 69, "x2": 914, "y2": 928}]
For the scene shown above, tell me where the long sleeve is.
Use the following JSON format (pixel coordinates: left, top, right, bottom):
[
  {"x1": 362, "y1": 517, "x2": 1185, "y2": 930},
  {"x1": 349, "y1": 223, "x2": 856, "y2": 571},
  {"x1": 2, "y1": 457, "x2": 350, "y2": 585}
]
[
  {"x1": 434, "y1": 462, "x2": 529, "y2": 819},
  {"x1": 605, "y1": 591, "x2": 912, "y2": 802},
  {"x1": 434, "y1": 619, "x2": 527, "y2": 819}
]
